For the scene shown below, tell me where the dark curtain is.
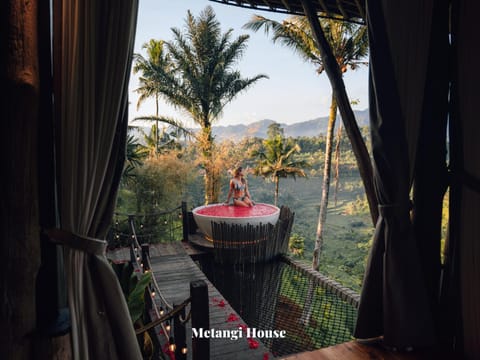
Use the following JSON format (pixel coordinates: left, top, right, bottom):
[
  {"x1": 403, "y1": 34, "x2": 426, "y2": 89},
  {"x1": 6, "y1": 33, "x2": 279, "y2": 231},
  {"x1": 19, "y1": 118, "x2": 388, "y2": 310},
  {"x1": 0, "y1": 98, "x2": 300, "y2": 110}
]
[
  {"x1": 447, "y1": 1, "x2": 480, "y2": 357},
  {"x1": 355, "y1": 0, "x2": 449, "y2": 349}
]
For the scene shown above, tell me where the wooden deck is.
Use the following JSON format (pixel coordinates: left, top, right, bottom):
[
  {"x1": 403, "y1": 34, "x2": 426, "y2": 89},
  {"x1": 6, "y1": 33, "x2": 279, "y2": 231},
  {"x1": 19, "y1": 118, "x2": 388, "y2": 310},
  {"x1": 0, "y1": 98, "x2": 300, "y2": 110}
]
[
  {"x1": 147, "y1": 241, "x2": 272, "y2": 360},
  {"x1": 109, "y1": 240, "x2": 457, "y2": 359},
  {"x1": 280, "y1": 340, "x2": 458, "y2": 360}
]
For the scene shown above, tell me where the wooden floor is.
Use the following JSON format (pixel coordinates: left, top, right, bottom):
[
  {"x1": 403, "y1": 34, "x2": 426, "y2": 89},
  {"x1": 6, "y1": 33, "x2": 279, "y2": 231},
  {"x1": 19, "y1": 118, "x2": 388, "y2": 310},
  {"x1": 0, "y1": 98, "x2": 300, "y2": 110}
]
[
  {"x1": 148, "y1": 241, "x2": 272, "y2": 360},
  {"x1": 280, "y1": 341, "x2": 459, "y2": 360},
  {"x1": 109, "y1": 241, "x2": 457, "y2": 360},
  {"x1": 188, "y1": 232, "x2": 214, "y2": 250}
]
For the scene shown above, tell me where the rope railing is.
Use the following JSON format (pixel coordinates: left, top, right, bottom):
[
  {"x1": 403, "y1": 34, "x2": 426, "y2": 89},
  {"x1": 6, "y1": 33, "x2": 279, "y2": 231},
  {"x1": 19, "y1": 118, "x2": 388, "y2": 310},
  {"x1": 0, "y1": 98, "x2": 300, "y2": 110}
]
[
  {"x1": 109, "y1": 205, "x2": 184, "y2": 249},
  {"x1": 125, "y1": 215, "x2": 191, "y2": 357},
  {"x1": 108, "y1": 203, "x2": 210, "y2": 359},
  {"x1": 135, "y1": 296, "x2": 191, "y2": 335},
  {"x1": 127, "y1": 216, "x2": 174, "y2": 313}
]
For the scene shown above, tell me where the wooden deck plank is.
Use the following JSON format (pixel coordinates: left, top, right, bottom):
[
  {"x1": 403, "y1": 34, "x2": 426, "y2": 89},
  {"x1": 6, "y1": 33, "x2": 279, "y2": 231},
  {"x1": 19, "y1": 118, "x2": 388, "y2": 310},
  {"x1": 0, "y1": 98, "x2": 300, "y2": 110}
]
[
  {"x1": 148, "y1": 246, "x2": 272, "y2": 360},
  {"x1": 280, "y1": 341, "x2": 458, "y2": 360}
]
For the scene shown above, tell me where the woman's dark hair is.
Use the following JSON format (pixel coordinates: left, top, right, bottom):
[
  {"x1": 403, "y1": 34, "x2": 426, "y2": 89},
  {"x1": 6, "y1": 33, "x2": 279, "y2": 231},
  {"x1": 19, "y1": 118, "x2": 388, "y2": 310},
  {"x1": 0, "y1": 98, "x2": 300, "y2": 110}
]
[{"x1": 234, "y1": 166, "x2": 246, "y2": 183}]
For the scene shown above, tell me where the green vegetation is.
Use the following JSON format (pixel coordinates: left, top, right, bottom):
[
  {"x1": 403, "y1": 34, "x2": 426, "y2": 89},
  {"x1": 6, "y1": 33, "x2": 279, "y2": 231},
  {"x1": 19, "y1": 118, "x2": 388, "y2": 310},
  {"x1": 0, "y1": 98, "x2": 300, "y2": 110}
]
[
  {"x1": 116, "y1": 126, "x2": 374, "y2": 292},
  {"x1": 119, "y1": 7, "x2": 379, "y2": 295},
  {"x1": 251, "y1": 123, "x2": 309, "y2": 206},
  {"x1": 277, "y1": 263, "x2": 357, "y2": 351},
  {"x1": 111, "y1": 262, "x2": 155, "y2": 357},
  {"x1": 244, "y1": 13, "x2": 369, "y2": 271},
  {"x1": 133, "y1": 6, "x2": 267, "y2": 204}
]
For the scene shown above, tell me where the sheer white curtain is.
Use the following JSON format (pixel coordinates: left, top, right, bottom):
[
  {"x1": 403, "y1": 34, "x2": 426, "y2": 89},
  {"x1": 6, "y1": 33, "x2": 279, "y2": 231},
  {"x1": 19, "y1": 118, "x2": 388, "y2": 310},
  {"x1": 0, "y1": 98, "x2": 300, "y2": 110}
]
[{"x1": 53, "y1": 1, "x2": 141, "y2": 359}]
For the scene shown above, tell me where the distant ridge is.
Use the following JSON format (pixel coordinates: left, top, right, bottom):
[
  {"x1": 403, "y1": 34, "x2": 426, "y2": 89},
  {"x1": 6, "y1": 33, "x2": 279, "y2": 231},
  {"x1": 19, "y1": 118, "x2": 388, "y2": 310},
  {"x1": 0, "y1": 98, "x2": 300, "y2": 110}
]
[
  {"x1": 212, "y1": 109, "x2": 369, "y2": 141},
  {"x1": 130, "y1": 109, "x2": 369, "y2": 142}
]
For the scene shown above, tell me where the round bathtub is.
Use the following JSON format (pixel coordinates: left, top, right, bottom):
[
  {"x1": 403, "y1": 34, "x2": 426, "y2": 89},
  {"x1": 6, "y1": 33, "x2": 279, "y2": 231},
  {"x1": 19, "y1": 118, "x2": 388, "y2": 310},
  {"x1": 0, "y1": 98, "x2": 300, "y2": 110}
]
[{"x1": 192, "y1": 203, "x2": 280, "y2": 241}]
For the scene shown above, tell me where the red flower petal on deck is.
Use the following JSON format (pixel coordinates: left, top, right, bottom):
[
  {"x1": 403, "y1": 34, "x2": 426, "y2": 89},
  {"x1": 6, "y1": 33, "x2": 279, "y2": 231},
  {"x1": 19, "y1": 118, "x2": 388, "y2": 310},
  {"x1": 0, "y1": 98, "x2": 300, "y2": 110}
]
[
  {"x1": 247, "y1": 338, "x2": 259, "y2": 349},
  {"x1": 239, "y1": 324, "x2": 247, "y2": 332},
  {"x1": 226, "y1": 313, "x2": 239, "y2": 322},
  {"x1": 263, "y1": 353, "x2": 269, "y2": 360},
  {"x1": 162, "y1": 344, "x2": 175, "y2": 360},
  {"x1": 217, "y1": 300, "x2": 225, "y2": 307}
]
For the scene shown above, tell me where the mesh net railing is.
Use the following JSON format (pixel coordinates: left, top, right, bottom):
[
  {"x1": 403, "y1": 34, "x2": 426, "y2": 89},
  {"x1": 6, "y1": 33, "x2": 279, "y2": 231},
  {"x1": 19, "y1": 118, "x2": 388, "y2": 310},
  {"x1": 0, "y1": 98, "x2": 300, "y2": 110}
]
[{"x1": 201, "y1": 254, "x2": 359, "y2": 357}]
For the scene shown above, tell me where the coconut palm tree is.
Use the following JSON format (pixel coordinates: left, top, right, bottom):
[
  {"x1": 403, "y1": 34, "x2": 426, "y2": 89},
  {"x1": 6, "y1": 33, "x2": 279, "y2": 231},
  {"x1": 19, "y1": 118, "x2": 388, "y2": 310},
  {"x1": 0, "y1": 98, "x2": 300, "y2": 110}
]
[
  {"x1": 122, "y1": 130, "x2": 148, "y2": 186},
  {"x1": 133, "y1": 39, "x2": 173, "y2": 154},
  {"x1": 146, "y1": 6, "x2": 267, "y2": 204},
  {"x1": 244, "y1": 15, "x2": 368, "y2": 269},
  {"x1": 252, "y1": 125, "x2": 309, "y2": 206}
]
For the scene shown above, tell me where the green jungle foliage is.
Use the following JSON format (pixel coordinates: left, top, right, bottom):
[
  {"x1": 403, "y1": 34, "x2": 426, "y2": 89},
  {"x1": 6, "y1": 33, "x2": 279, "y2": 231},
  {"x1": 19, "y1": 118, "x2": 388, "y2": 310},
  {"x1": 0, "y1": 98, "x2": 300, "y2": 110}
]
[
  {"x1": 116, "y1": 128, "x2": 373, "y2": 292},
  {"x1": 111, "y1": 262, "x2": 155, "y2": 357}
]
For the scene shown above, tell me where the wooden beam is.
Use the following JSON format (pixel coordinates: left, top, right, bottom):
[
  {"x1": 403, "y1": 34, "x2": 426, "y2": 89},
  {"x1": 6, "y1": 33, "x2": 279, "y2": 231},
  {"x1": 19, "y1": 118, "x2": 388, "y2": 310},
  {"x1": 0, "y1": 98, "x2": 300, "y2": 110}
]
[
  {"x1": 281, "y1": 0, "x2": 292, "y2": 11},
  {"x1": 317, "y1": 0, "x2": 329, "y2": 14},
  {"x1": 261, "y1": 0, "x2": 275, "y2": 10},
  {"x1": 190, "y1": 280, "x2": 210, "y2": 360},
  {"x1": 0, "y1": 0, "x2": 43, "y2": 358},
  {"x1": 300, "y1": 0, "x2": 379, "y2": 225},
  {"x1": 336, "y1": 0, "x2": 349, "y2": 19},
  {"x1": 353, "y1": 0, "x2": 366, "y2": 20}
]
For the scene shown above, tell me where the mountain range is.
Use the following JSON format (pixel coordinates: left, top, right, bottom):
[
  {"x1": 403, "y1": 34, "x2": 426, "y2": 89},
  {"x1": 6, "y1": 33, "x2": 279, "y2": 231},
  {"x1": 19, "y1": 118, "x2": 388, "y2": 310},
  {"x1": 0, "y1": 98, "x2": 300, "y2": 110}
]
[
  {"x1": 211, "y1": 108, "x2": 369, "y2": 141},
  {"x1": 130, "y1": 109, "x2": 369, "y2": 142}
]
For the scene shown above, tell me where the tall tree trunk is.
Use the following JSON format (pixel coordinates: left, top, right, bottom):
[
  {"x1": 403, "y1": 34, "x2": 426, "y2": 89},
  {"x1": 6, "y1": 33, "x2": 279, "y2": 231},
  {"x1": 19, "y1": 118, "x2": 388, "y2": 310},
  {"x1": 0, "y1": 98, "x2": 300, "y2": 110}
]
[
  {"x1": 313, "y1": 96, "x2": 337, "y2": 270},
  {"x1": 0, "y1": 1, "x2": 41, "y2": 358},
  {"x1": 333, "y1": 123, "x2": 343, "y2": 205},
  {"x1": 274, "y1": 176, "x2": 279, "y2": 206},
  {"x1": 155, "y1": 95, "x2": 159, "y2": 154},
  {"x1": 301, "y1": 0, "x2": 379, "y2": 226},
  {"x1": 201, "y1": 124, "x2": 215, "y2": 204}
]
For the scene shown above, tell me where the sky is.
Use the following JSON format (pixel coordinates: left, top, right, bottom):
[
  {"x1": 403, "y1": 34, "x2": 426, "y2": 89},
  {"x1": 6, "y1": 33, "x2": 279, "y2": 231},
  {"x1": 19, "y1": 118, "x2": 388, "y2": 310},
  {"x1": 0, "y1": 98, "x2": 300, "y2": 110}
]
[{"x1": 129, "y1": 0, "x2": 369, "y2": 128}]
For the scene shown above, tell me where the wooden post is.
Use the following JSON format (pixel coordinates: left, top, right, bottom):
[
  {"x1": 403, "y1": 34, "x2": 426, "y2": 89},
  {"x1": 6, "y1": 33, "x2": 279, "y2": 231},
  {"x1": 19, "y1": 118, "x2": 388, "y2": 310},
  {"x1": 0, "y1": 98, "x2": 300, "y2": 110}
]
[
  {"x1": 190, "y1": 280, "x2": 209, "y2": 360},
  {"x1": 128, "y1": 215, "x2": 137, "y2": 263},
  {"x1": 174, "y1": 303, "x2": 187, "y2": 360},
  {"x1": 141, "y1": 244, "x2": 150, "y2": 272},
  {"x1": 182, "y1": 201, "x2": 189, "y2": 241}
]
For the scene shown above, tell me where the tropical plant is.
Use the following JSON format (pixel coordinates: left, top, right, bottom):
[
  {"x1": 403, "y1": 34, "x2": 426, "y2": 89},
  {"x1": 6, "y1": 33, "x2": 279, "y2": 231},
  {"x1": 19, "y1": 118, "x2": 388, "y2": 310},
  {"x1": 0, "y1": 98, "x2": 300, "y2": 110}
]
[
  {"x1": 133, "y1": 39, "x2": 174, "y2": 155},
  {"x1": 144, "y1": 6, "x2": 267, "y2": 204},
  {"x1": 245, "y1": 15, "x2": 368, "y2": 269},
  {"x1": 289, "y1": 233, "x2": 305, "y2": 258},
  {"x1": 135, "y1": 120, "x2": 190, "y2": 157},
  {"x1": 251, "y1": 124, "x2": 309, "y2": 206},
  {"x1": 122, "y1": 127, "x2": 148, "y2": 186},
  {"x1": 111, "y1": 262, "x2": 154, "y2": 357},
  {"x1": 135, "y1": 151, "x2": 195, "y2": 216}
]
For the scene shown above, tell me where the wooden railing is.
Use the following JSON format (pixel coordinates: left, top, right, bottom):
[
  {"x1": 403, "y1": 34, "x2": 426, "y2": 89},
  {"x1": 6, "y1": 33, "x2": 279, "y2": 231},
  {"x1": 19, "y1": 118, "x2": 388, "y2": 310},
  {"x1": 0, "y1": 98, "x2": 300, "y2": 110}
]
[{"x1": 123, "y1": 214, "x2": 210, "y2": 359}]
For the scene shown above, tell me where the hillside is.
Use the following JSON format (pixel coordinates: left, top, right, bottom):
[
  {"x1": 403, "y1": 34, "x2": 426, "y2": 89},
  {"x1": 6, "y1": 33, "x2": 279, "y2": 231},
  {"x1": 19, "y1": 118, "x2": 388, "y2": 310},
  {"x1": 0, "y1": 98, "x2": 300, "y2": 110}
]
[
  {"x1": 130, "y1": 108, "x2": 369, "y2": 143},
  {"x1": 212, "y1": 108, "x2": 369, "y2": 141}
]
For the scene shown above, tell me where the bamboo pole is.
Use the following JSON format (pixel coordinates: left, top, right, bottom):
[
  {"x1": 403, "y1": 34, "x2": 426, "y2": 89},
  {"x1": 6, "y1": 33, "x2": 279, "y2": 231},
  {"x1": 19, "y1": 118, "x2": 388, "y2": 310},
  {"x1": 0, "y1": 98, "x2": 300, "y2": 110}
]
[{"x1": 300, "y1": 0, "x2": 379, "y2": 225}]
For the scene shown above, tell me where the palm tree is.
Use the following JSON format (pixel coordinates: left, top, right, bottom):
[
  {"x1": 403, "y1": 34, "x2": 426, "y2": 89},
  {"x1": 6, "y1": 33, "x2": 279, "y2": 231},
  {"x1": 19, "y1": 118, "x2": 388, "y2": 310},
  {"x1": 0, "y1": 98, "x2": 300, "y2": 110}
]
[
  {"x1": 132, "y1": 115, "x2": 192, "y2": 156},
  {"x1": 121, "y1": 127, "x2": 148, "y2": 187},
  {"x1": 147, "y1": 6, "x2": 267, "y2": 204},
  {"x1": 245, "y1": 15, "x2": 368, "y2": 269},
  {"x1": 252, "y1": 124, "x2": 309, "y2": 206},
  {"x1": 133, "y1": 39, "x2": 172, "y2": 154}
]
